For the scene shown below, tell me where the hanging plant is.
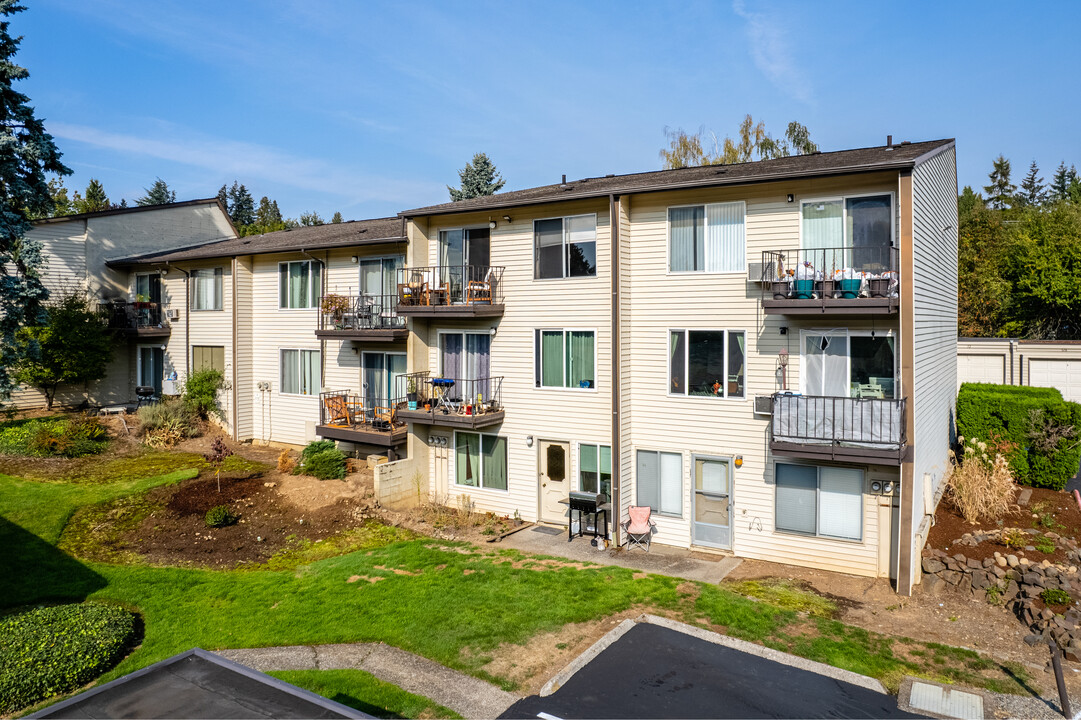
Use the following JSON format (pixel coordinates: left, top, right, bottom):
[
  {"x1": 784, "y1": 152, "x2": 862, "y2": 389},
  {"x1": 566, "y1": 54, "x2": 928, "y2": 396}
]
[{"x1": 320, "y1": 293, "x2": 349, "y2": 316}]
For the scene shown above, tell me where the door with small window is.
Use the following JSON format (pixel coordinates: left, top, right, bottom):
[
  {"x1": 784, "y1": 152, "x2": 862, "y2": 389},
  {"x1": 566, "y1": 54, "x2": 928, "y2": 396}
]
[
  {"x1": 692, "y1": 457, "x2": 732, "y2": 549},
  {"x1": 538, "y1": 439, "x2": 568, "y2": 524}
]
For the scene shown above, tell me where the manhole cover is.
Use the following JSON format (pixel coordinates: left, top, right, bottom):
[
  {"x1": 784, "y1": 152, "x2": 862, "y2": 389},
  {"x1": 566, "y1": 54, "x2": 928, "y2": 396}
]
[
  {"x1": 909, "y1": 681, "x2": 983, "y2": 720},
  {"x1": 532, "y1": 526, "x2": 562, "y2": 536}
]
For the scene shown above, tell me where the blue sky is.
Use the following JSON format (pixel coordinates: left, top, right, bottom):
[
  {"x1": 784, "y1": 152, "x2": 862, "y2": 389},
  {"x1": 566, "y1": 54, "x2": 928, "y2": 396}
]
[{"x1": 18, "y1": 1, "x2": 1081, "y2": 221}]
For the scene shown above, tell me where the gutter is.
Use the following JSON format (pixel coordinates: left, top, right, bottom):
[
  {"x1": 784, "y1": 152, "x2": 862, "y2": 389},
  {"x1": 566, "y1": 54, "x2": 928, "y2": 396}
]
[
  {"x1": 166, "y1": 262, "x2": 191, "y2": 382},
  {"x1": 231, "y1": 256, "x2": 239, "y2": 441},
  {"x1": 610, "y1": 194, "x2": 621, "y2": 546}
]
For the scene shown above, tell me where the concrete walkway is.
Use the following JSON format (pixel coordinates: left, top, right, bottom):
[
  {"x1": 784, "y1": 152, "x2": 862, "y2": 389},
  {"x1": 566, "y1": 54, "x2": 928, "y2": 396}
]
[
  {"x1": 214, "y1": 643, "x2": 518, "y2": 719},
  {"x1": 497, "y1": 525, "x2": 743, "y2": 584}
]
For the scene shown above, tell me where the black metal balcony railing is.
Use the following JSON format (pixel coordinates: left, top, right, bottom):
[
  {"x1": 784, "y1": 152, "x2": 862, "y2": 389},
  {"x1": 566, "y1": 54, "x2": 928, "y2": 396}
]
[
  {"x1": 761, "y1": 246, "x2": 899, "y2": 301},
  {"x1": 318, "y1": 389, "x2": 406, "y2": 432},
  {"x1": 104, "y1": 301, "x2": 168, "y2": 331},
  {"x1": 318, "y1": 293, "x2": 404, "y2": 332},
  {"x1": 396, "y1": 371, "x2": 503, "y2": 415},
  {"x1": 771, "y1": 393, "x2": 906, "y2": 449},
  {"x1": 396, "y1": 265, "x2": 504, "y2": 307}
]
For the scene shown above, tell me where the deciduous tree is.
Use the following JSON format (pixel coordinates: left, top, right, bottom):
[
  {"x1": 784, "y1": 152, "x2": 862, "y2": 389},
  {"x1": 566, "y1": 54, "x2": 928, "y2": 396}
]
[
  {"x1": 448, "y1": 152, "x2": 506, "y2": 201},
  {"x1": 0, "y1": 0, "x2": 72, "y2": 403},
  {"x1": 299, "y1": 211, "x2": 324, "y2": 226},
  {"x1": 135, "y1": 177, "x2": 176, "y2": 206},
  {"x1": 659, "y1": 116, "x2": 817, "y2": 169}
]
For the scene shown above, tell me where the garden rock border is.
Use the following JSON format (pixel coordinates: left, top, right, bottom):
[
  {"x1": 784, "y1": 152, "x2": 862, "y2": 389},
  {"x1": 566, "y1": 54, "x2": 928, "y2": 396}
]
[{"x1": 921, "y1": 528, "x2": 1081, "y2": 661}]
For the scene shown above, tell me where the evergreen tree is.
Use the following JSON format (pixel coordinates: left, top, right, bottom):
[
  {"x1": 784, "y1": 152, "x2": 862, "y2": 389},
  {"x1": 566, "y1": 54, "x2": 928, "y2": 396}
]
[
  {"x1": 254, "y1": 196, "x2": 282, "y2": 227},
  {"x1": 331, "y1": 211, "x2": 343, "y2": 223},
  {"x1": 0, "y1": 0, "x2": 71, "y2": 403},
  {"x1": 216, "y1": 184, "x2": 228, "y2": 211},
  {"x1": 227, "y1": 181, "x2": 255, "y2": 226},
  {"x1": 1049, "y1": 162, "x2": 1077, "y2": 202},
  {"x1": 1018, "y1": 161, "x2": 1047, "y2": 208},
  {"x1": 958, "y1": 185, "x2": 985, "y2": 218},
  {"x1": 77, "y1": 178, "x2": 110, "y2": 213},
  {"x1": 983, "y1": 155, "x2": 1016, "y2": 210},
  {"x1": 135, "y1": 177, "x2": 176, "y2": 206},
  {"x1": 448, "y1": 152, "x2": 506, "y2": 201}
]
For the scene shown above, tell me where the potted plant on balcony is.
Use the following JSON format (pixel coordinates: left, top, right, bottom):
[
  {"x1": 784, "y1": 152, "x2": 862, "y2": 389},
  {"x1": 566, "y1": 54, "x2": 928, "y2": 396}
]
[
  {"x1": 407, "y1": 377, "x2": 418, "y2": 410},
  {"x1": 134, "y1": 293, "x2": 151, "y2": 309},
  {"x1": 320, "y1": 294, "x2": 349, "y2": 327}
]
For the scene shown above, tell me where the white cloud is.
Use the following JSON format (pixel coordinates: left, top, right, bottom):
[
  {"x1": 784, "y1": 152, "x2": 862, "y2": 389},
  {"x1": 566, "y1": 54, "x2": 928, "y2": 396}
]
[
  {"x1": 49, "y1": 121, "x2": 441, "y2": 206},
  {"x1": 732, "y1": 0, "x2": 812, "y2": 103}
]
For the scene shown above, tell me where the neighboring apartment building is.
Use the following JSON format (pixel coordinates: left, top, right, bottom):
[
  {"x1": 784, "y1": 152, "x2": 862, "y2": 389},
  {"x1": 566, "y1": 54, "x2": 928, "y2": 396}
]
[
  {"x1": 9, "y1": 200, "x2": 237, "y2": 410},
  {"x1": 108, "y1": 218, "x2": 409, "y2": 453},
  {"x1": 395, "y1": 139, "x2": 958, "y2": 595}
]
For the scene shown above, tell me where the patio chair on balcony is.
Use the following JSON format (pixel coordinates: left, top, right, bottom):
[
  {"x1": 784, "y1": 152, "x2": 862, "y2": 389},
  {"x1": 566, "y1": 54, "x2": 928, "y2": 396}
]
[
  {"x1": 467, "y1": 267, "x2": 493, "y2": 304},
  {"x1": 322, "y1": 394, "x2": 354, "y2": 427},
  {"x1": 623, "y1": 506, "x2": 656, "y2": 552},
  {"x1": 372, "y1": 403, "x2": 397, "y2": 431}
]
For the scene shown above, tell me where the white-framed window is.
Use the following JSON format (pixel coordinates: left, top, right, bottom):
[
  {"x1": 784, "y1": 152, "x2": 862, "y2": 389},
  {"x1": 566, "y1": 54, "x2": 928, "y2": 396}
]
[
  {"x1": 278, "y1": 260, "x2": 321, "y2": 309},
  {"x1": 359, "y1": 255, "x2": 404, "y2": 298},
  {"x1": 669, "y1": 329, "x2": 745, "y2": 398},
  {"x1": 636, "y1": 449, "x2": 682, "y2": 517},
  {"x1": 800, "y1": 329, "x2": 896, "y2": 399},
  {"x1": 579, "y1": 443, "x2": 612, "y2": 501},
  {"x1": 800, "y1": 193, "x2": 894, "y2": 273},
  {"x1": 191, "y1": 267, "x2": 223, "y2": 311},
  {"x1": 134, "y1": 272, "x2": 162, "y2": 303},
  {"x1": 534, "y1": 329, "x2": 596, "y2": 389},
  {"x1": 192, "y1": 345, "x2": 225, "y2": 373},
  {"x1": 455, "y1": 431, "x2": 507, "y2": 490},
  {"x1": 668, "y1": 201, "x2": 745, "y2": 273},
  {"x1": 775, "y1": 462, "x2": 863, "y2": 541},
  {"x1": 534, "y1": 213, "x2": 597, "y2": 279},
  {"x1": 280, "y1": 348, "x2": 320, "y2": 395}
]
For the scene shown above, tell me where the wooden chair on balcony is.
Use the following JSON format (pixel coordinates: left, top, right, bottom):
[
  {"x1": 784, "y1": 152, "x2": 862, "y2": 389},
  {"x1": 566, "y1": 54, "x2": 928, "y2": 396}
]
[
  {"x1": 467, "y1": 267, "x2": 493, "y2": 304},
  {"x1": 372, "y1": 403, "x2": 397, "y2": 431},
  {"x1": 322, "y1": 394, "x2": 354, "y2": 427}
]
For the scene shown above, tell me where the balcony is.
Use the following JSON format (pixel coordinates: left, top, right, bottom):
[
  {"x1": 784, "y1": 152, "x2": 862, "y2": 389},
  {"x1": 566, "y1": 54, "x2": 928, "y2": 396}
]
[
  {"x1": 760, "y1": 247, "x2": 899, "y2": 315},
  {"x1": 395, "y1": 265, "x2": 505, "y2": 318},
  {"x1": 316, "y1": 390, "x2": 408, "y2": 449},
  {"x1": 104, "y1": 301, "x2": 171, "y2": 338},
  {"x1": 394, "y1": 371, "x2": 505, "y2": 429},
  {"x1": 770, "y1": 393, "x2": 909, "y2": 465},
  {"x1": 315, "y1": 293, "x2": 407, "y2": 341}
]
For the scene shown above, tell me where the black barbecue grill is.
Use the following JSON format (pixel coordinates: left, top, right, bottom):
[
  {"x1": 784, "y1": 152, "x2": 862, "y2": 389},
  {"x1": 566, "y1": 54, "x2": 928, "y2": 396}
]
[{"x1": 564, "y1": 491, "x2": 610, "y2": 542}]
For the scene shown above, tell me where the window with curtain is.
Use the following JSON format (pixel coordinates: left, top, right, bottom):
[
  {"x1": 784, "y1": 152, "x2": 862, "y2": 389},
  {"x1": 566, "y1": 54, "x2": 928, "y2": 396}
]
[
  {"x1": 775, "y1": 463, "x2": 863, "y2": 540},
  {"x1": 191, "y1": 268, "x2": 223, "y2": 311},
  {"x1": 278, "y1": 260, "x2": 321, "y2": 309},
  {"x1": 636, "y1": 450, "x2": 682, "y2": 517},
  {"x1": 579, "y1": 443, "x2": 612, "y2": 500},
  {"x1": 440, "y1": 333, "x2": 491, "y2": 401},
  {"x1": 534, "y1": 214, "x2": 597, "y2": 279},
  {"x1": 668, "y1": 202, "x2": 745, "y2": 272},
  {"x1": 802, "y1": 332, "x2": 850, "y2": 397},
  {"x1": 280, "y1": 349, "x2": 320, "y2": 395},
  {"x1": 534, "y1": 329, "x2": 595, "y2": 389},
  {"x1": 669, "y1": 329, "x2": 745, "y2": 398},
  {"x1": 360, "y1": 256, "x2": 403, "y2": 298},
  {"x1": 802, "y1": 332, "x2": 896, "y2": 398},
  {"x1": 802, "y1": 195, "x2": 893, "y2": 273},
  {"x1": 456, "y1": 432, "x2": 507, "y2": 490},
  {"x1": 192, "y1": 345, "x2": 225, "y2": 373}
]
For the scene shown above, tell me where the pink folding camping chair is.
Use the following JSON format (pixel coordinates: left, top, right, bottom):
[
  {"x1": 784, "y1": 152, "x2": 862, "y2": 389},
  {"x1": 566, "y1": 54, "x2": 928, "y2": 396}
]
[{"x1": 623, "y1": 505, "x2": 656, "y2": 552}]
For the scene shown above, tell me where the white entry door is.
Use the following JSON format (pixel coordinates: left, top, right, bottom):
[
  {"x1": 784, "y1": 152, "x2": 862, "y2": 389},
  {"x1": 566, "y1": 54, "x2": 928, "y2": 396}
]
[
  {"x1": 538, "y1": 439, "x2": 569, "y2": 524},
  {"x1": 692, "y1": 456, "x2": 732, "y2": 549}
]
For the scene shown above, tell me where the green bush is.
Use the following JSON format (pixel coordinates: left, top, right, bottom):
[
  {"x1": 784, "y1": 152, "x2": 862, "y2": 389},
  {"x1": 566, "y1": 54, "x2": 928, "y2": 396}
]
[
  {"x1": 957, "y1": 383, "x2": 1081, "y2": 490},
  {"x1": 0, "y1": 602, "x2": 136, "y2": 714},
  {"x1": 1034, "y1": 535, "x2": 1056, "y2": 554},
  {"x1": 300, "y1": 439, "x2": 337, "y2": 463},
  {"x1": 183, "y1": 368, "x2": 226, "y2": 419},
  {"x1": 295, "y1": 441, "x2": 347, "y2": 480},
  {"x1": 0, "y1": 416, "x2": 108, "y2": 458},
  {"x1": 1041, "y1": 588, "x2": 1072, "y2": 606},
  {"x1": 137, "y1": 398, "x2": 198, "y2": 437},
  {"x1": 204, "y1": 505, "x2": 238, "y2": 528}
]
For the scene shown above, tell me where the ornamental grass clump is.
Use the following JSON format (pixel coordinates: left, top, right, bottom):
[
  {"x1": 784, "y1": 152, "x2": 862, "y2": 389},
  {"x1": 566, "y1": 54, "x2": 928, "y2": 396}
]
[
  {"x1": 0, "y1": 602, "x2": 136, "y2": 714},
  {"x1": 947, "y1": 435, "x2": 1017, "y2": 523}
]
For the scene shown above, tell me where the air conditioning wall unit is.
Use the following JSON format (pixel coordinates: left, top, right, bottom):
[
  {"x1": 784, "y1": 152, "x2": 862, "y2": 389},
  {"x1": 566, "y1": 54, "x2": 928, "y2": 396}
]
[
  {"x1": 166, "y1": 308, "x2": 180, "y2": 321},
  {"x1": 747, "y1": 261, "x2": 767, "y2": 283},
  {"x1": 753, "y1": 395, "x2": 773, "y2": 415}
]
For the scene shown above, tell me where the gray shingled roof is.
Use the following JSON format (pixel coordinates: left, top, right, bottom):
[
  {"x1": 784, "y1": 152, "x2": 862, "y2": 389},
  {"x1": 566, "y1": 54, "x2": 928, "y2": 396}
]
[
  {"x1": 108, "y1": 217, "x2": 407, "y2": 267},
  {"x1": 32, "y1": 197, "x2": 229, "y2": 225},
  {"x1": 400, "y1": 139, "x2": 955, "y2": 217}
]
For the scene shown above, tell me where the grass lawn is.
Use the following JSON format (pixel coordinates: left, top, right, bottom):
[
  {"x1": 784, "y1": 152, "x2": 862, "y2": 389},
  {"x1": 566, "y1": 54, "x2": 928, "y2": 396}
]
[
  {"x1": 268, "y1": 669, "x2": 461, "y2": 719},
  {"x1": 0, "y1": 452, "x2": 1038, "y2": 715}
]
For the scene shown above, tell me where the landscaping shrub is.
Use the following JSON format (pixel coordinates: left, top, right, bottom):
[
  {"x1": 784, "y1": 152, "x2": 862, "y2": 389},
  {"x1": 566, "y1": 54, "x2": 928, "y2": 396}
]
[
  {"x1": 1034, "y1": 535, "x2": 1056, "y2": 554},
  {"x1": 956, "y1": 383, "x2": 1081, "y2": 489},
  {"x1": 293, "y1": 440, "x2": 346, "y2": 480},
  {"x1": 183, "y1": 368, "x2": 226, "y2": 419},
  {"x1": 204, "y1": 505, "x2": 238, "y2": 528},
  {"x1": 277, "y1": 449, "x2": 296, "y2": 474},
  {"x1": 0, "y1": 602, "x2": 136, "y2": 714},
  {"x1": 0, "y1": 415, "x2": 108, "y2": 458},
  {"x1": 137, "y1": 398, "x2": 198, "y2": 447},
  {"x1": 1041, "y1": 588, "x2": 1071, "y2": 606},
  {"x1": 300, "y1": 439, "x2": 336, "y2": 463},
  {"x1": 947, "y1": 436, "x2": 1016, "y2": 523}
]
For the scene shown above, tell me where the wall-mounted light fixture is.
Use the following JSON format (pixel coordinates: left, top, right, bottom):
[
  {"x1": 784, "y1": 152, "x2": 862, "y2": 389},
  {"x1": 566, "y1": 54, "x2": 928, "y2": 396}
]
[
  {"x1": 786, "y1": 194, "x2": 794, "y2": 203},
  {"x1": 159, "y1": 267, "x2": 169, "y2": 276},
  {"x1": 488, "y1": 218, "x2": 497, "y2": 230},
  {"x1": 735, "y1": 455, "x2": 743, "y2": 468},
  {"x1": 503, "y1": 215, "x2": 512, "y2": 223},
  {"x1": 350, "y1": 255, "x2": 358, "y2": 263},
  {"x1": 526, "y1": 435, "x2": 534, "y2": 447},
  {"x1": 490, "y1": 326, "x2": 497, "y2": 336}
]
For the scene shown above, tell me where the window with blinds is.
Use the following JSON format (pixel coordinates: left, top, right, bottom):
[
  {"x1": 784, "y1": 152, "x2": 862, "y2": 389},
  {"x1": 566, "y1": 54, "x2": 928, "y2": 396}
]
[
  {"x1": 668, "y1": 202, "x2": 745, "y2": 273},
  {"x1": 775, "y1": 463, "x2": 863, "y2": 541},
  {"x1": 191, "y1": 268, "x2": 223, "y2": 311},
  {"x1": 636, "y1": 450, "x2": 682, "y2": 517},
  {"x1": 192, "y1": 345, "x2": 225, "y2": 373},
  {"x1": 280, "y1": 349, "x2": 320, "y2": 395}
]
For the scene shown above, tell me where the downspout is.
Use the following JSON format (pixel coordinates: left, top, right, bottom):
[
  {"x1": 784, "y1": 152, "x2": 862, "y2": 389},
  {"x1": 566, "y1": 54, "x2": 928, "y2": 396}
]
[
  {"x1": 1009, "y1": 340, "x2": 1016, "y2": 385},
  {"x1": 610, "y1": 194, "x2": 621, "y2": 546},
  {"x1": 167, "y1": 262, "x2": 191, "y2": 383},
  {"x1": 231, "y1": 256, "x2": 239, "y2": 441}
]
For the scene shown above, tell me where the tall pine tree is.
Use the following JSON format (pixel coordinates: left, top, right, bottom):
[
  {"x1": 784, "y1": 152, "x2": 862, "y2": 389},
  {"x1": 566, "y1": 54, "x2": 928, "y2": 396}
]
[
  {"x1": 448, "y1": 152, "x2": 506, "y2": 201},
  {"x1": 984, "y1": 155, "x2": 1016, "y2": 210},
  {"x1": 135, "y1": 177, "x2": 176, "y2": 206},
  {"x1": 78, "y1": 178, "x2": 109, "y2": 213},
  {"x1": 331, "y1": 211, "x2": 343, "y2": 223},
  {"x1": 227, "y1": 181, "x2": 254, "y2": 225},
  {"x1": 1018, "y1": 161, "x2": 1046, "y2": 208},
  {"x1": 0, "y1": 0, "x2": 72, "y2": 403},
  {"x1": 216, "y1": 184, "x2": 228, "y2": 212},
  {"x1": 1049, "y1": 162, "x2": 1078, "y2": 202}
]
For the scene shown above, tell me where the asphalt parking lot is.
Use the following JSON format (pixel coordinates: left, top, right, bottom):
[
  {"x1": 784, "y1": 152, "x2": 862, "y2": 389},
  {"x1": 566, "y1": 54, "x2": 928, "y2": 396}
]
[{"x1": 501, "y1": 621, "x2": 923, "y2": 719}]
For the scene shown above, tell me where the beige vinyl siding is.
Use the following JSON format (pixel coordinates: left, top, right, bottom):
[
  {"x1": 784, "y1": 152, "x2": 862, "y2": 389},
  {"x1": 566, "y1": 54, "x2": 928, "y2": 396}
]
[
  {"x1": 410, "y1": 200, "x2": 613, "y2": 521},
  {"x1": 621, "y1": 174, "x2": 899, "y2": 575},
  {"x1": 909, "y1": 146, "x2": 959, "y2": 580},
  {"x1": 27, "y1": 221, "x2": 89, "y2": 293},
  {"x1": 235, "y1": 257, "x2": 255, "y2": 440}
]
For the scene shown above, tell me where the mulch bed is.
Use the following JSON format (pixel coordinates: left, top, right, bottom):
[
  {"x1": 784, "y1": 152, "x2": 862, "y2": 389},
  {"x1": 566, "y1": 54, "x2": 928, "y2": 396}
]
[
  {"x1": 131, "y1": 473, "x2": 366, "y2": 568},
  {"x1": 928, "y1": 486, "x2": 1081, "y2": 566}
]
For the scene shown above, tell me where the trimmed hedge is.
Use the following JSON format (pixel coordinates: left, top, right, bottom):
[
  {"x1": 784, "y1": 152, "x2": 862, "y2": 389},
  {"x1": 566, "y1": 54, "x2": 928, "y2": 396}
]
[
  {"x1": 0, "y1": 602, "x2": 137, "y2": 713},
  {"x1": 957, "y1": 383, "x2": 1081, "y2": 490}
]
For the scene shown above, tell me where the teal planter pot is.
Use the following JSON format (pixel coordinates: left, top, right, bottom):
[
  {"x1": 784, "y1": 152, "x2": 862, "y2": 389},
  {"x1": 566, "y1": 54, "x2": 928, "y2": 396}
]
[
  {"x1": 793, "y1": 279, "x2": 814, "y2": 299},
  {"x1": 839, "y1": 278, "x2": 861, "y2": 298}
]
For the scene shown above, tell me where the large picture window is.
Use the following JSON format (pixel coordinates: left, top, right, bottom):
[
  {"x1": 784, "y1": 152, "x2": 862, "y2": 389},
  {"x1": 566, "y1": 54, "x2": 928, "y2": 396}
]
[
  {"x1": 636, "y1": 450, "x2": 682, "y2": 517},
  {"x1": 535, "y1": 329, "x2": 595, "y2": 389},
  {"x1": 534, "y1": 214, "x2": 597, "y2": 279},
  {"x1": 801, "y1": 331, "x2": 896, "y2": 399},
  {"x1": 279, "y1": 260, "x2": 321, "y2": 309},
  {"x1": 192, "y1": 268, "x2": 223, "y2": 311},
  {"x1": 669, "y1": 330, "x2": 745, "y2": 398},
  {"x1": 775, "y1": 463, "x2": 863, "y2": 541},
  {"x1": 668, "y1": 202, "x2": 745, "y2": 273},
  {"x1": 280, "y1": 349, "x2": 320, "y2": 395},
  {"x1": 579, "y1": 443, "x2": 612, "y2": 501},
  {"x1": 455, "y1": 432, "x2": 507, "y2": 490}
]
